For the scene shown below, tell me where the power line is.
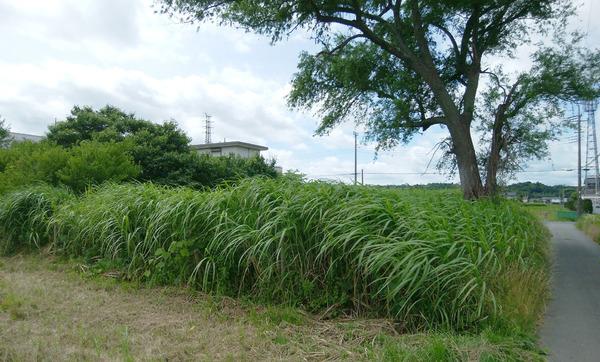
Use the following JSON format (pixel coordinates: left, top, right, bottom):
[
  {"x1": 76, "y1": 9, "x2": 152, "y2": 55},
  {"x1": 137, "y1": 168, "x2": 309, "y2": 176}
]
[{"x1": 307, "y1": 169, "x2": 577, "y2": 178}]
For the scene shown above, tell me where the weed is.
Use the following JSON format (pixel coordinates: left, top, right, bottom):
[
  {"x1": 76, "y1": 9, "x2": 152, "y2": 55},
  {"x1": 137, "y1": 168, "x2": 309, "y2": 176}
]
[{"x1": 1, "y1": 178, "x2": 549, "y2": 333}]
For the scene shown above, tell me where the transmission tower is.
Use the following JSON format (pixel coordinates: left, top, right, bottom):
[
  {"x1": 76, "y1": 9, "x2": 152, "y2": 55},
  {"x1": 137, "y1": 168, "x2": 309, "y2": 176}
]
[
  {"x1": 583, "y1": 99, "x2": 599, "y2": 195},
  {"x1": 204, "y1": 113, "x2": 212, "y2": 144}
]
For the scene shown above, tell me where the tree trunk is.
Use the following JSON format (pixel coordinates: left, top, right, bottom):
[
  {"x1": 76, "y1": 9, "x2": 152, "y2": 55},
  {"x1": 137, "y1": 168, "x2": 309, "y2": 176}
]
[
  {"x1": 448, "y1": 121, "x2": 484, "y2": 200},
  {"x1": 484, "y1": 111, "x2": 505, "y2": 196}
]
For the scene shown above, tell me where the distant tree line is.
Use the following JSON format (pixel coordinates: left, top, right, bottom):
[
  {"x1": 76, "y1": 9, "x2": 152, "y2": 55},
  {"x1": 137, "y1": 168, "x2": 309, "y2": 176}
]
[
  {"x1": 0, "y1": 106, "x2": 278, "y2": 194},
  {"x1": 380, "y1": 181, "x2": 576, "y2": 199},
  {"x1": 503, "y1": 182, "x2": 576, "y2": 199}
]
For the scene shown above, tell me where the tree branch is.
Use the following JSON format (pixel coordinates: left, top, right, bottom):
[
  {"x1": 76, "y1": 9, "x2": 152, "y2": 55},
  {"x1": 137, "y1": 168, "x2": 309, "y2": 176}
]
[
  {"x1": 420, "y1": 116, "x2": 446, "y2": 131},
  {"x1": 317, "y1": 34, "x2": 366, "y2": 56}
]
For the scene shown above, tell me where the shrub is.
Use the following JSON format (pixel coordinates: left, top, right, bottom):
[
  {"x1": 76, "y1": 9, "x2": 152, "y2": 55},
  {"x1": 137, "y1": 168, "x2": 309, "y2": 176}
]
[
  {"x1": 46, "y1": 105, "x2": 192, "y2": 183},
  {"x1": 0, "y1": 141, "x2": 69, "y2": 194},
  {"x1": 43, "y1": 105, "x2": 279, "y2": 188},
  {"x1": 57, "y1": 141, "x2": 140, "y2": 193},
  {"x1": 565, "y1": 191, "x2": 593, "y2": 214},
  {"x1": 186, "y1": 154, "x2": 278, "y2": 187}
]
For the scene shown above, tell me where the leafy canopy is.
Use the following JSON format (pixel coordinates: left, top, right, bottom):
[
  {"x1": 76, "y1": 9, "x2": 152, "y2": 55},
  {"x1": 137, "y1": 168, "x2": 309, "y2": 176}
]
[
  {"x1": 44, "y1": 105, "x2": 280, "y2": 188},
  {"x1": 47, "y1": 105, "x2": 191, "y2": 182},
  {"x1": 162, "y1": 0, "x2": 573, "y2": 146},
  {"x1": 160, "y1": 0, "x2": 588, "y2": 198}
]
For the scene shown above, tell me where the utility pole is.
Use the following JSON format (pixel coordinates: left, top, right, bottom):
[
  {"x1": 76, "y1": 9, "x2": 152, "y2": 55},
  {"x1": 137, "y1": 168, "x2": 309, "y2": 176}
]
[
  {"x1": 353, "y1": 131, "x2": 358, "y2": 185},
  {"x1": 578, "y1": 104, "x2": 583, "y2": 216},
  {"x1": 361, "y1": 169, "x2": 364, "y2": 185}
]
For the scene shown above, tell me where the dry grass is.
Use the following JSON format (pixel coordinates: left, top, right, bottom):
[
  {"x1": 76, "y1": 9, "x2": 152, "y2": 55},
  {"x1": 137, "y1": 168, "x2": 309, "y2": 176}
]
[{"x1": 0, "y1": 254, "x2": 544, "y2": 361}]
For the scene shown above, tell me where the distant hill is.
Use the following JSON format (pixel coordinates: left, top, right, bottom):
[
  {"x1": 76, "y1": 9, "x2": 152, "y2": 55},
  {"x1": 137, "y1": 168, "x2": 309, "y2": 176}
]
[{"x1": 503, "y1": 182, "x2": 575, "y2": 199}]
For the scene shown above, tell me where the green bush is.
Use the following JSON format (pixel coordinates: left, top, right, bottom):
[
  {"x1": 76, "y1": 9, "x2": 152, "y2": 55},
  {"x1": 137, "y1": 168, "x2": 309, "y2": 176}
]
[
  {"x1": 0, "y1": 140, "x2": 140, "y2": 194},
  {"x1": 47, "y1": 178, "x2": 548, "y2": 332},
  {"x1": 565, "y1": 191, "x2": 593, "y2": 214},
  {"x1": 43, "y1": 105, "x2": 279, "y2": 188},
  {"x1": 0, "y1": 141, "x2": 69, "y2": 194},
  {"x1": 57, "y1": 141, "x2": 140, "y2": 193}
]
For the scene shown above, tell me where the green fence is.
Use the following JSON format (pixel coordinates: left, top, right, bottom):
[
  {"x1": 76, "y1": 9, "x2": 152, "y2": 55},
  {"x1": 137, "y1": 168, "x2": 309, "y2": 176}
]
[{"x1": 556, "y1": 210, "x2": 578, "y2": 221}]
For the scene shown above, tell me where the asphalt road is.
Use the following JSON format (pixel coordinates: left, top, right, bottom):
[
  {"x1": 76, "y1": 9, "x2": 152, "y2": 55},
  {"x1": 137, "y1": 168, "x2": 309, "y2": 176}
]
[{"x1": 540, "y1": 222, "x2": 600, "y2": 361}]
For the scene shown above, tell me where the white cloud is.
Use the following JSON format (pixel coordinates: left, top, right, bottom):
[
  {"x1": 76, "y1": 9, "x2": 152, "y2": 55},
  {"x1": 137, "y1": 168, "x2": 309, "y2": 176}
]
[{"x1": 0, "y1": 0, "x2": 598, "y2": 186}]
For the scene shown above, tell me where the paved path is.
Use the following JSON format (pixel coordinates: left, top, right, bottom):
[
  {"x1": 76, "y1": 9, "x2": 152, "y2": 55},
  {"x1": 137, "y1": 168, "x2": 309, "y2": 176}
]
[{"x1": 540, "y1": 222, "x2": 600, "y2": 361}]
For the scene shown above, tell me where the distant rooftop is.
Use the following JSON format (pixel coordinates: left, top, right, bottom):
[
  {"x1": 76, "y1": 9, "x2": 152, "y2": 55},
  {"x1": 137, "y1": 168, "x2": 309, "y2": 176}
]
[
  {"x1": 191, "y1": 141, "x2": 268, "y2": 151},
  {"x1": 9, "y1": 132, "x2": 44, "y2": 142}
]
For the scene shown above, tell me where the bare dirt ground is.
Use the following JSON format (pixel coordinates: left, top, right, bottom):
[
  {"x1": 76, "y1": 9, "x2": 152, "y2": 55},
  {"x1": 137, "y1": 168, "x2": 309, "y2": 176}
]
[{"x1": 0, "y1": 254, "x2": 539, "y2": 361}]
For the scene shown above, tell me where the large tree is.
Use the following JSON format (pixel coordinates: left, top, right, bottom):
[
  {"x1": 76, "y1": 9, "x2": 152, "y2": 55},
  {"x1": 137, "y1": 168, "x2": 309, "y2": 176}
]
[
  {"x1": 160, "y1": 0, "x2": 595, "y2": 198},
  {"x1": 436, "y1": 38, "x2": 600, "y2": 195}
]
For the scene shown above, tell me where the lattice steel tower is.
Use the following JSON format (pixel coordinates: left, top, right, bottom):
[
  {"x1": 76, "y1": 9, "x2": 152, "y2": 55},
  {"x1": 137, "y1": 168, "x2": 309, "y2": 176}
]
[
  {"x1": 584, "y1": 99, "x2": 600, "y2": 195},
  {"x1": 204, "y1": 113, "x2": 212, "y2": 144}
]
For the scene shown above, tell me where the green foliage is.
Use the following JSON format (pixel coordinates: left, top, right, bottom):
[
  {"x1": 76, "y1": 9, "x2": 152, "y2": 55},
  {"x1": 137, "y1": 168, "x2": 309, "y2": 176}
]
[
  {"x1": 57, "y1": 141, "x2": 141, "y2": 193},
  {"x1": 504, "y1": 182, "x2": 574, "y2": 199},
  {"x1": 577, "y1": 214, "x2": 600, "y2": 243},
  {"x1": 0, "y1": 140, "x2": 139, "y2": 194},
  {"x1": 160, "y1": 0, "x2": 590, "y2": 198},
  {"x1": 564, "y1": 192, "x2": 592, "y2": 213},
  {"x1": 0, "y1": 185, "x2": 73, "y2": 254},
  {"x1": 47, "y1": 105, "x2": 192, "y2": 183},
  {"x1": 43, "y1": 105, "x2": 278, "y2": 187},
  {"x1": 187, "y1": 154, "x2": 278, "y2": 188},
  {"x1": 564, "y1": 192, "x2": 577, "y2": 211},
  {"x1": 583, "y1": 199, "x2": 593, "y2": 214},
  {"x1": 126, "y1": 121, "x2": 191, "y2": 182},
  {"x1": 40, "y1": 178, "x2": 548, "y2": 332},
  {"x1": 0, "y1": 116, "x2": 11, "y2": 148},
  {"x1": 475, "y1": 37, "x2": 600, "y2": 186},
  {"x1": 0, "y1": 141, "x2": 69, "y2": 194}
]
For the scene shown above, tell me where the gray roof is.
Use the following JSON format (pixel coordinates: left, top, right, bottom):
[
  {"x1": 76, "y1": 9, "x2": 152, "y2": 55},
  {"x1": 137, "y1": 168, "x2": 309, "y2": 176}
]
[
  {"x1": 9, "y1": 132, "x2": 44, "y2": 142},
  {"x1": 191, "y1": 141, "x2": 268, "y2": 151}
]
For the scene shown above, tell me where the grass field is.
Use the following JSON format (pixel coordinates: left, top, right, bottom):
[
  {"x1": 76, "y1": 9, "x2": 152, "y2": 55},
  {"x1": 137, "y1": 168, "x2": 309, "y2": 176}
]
[
  {"x1": 0, "y1": 254, "x2": 544, "y2": 361},
  {"x1": 0, "y1": 178, "x2": 551, "y2": 360},
  {"x1": 522, "y1": 203, "x2": 575, "y2": 222}
]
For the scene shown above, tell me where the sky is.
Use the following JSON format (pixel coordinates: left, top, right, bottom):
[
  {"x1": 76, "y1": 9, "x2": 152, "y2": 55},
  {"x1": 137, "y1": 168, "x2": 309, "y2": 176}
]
[{"x1": 0, "y1": 0, "x2": 599, "y2": 186}]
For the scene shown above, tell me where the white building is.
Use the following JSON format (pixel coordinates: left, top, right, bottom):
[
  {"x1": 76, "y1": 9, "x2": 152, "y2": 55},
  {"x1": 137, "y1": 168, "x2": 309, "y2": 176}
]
[
  {"x1": 8, "y1": 132, "x2": 43, "y2": 143},
  {"x1": 191, "y1": 141, "x2": 268, "y2": 158}
]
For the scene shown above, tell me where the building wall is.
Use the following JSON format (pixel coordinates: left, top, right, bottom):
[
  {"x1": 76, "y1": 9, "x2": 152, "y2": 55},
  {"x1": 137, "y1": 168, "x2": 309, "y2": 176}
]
[
  {"x1": 196, "y1": 146, "x2": 260, "y2": 158},
  {"x1": 8, "y1": 132, "x2": 43, "y2": 143}
]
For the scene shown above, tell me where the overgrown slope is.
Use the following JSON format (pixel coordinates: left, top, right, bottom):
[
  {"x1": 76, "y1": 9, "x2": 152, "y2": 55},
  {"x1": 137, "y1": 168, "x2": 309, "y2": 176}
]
[{"x1": 0, "y1": 178, "x2": 549, "y2": 334}]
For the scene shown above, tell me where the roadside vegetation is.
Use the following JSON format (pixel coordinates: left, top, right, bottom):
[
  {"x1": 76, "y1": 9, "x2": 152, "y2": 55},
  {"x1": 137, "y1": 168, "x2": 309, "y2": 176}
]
[
  {"x1": 0, "y1": 106, "x2": 552, "y2": 359},
  {"x1": 524, "y1": 204, "x2": 577, "y2": 222},
  {"x1": 576, "y1": 215, "x2": 600, "y2": 243},
  {"x1": 0, "y1": 177, "x2": 550, "y2": 359}
]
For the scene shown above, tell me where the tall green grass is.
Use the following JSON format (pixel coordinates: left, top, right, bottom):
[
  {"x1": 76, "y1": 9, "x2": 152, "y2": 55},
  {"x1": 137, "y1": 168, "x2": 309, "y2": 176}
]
[
  {"x1": 0, "y1": 184, "x2": 73, "y2": 254},
  {"x1": 577, "y1": 214, "x2": 600, "y2": 243},
  {"x1": 0, "y1": 178, "x2": 549, "y2": 332}
]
